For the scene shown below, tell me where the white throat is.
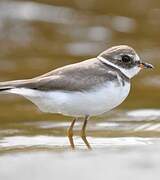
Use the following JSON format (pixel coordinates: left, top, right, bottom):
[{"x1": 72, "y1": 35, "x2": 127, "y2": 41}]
[{"x1": 97, "y1": 56, "x2": 141, "y2": 79}]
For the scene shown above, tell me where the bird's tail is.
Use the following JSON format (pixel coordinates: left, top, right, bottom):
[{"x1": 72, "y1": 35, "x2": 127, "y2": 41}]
[{"x1": 0, "y1": 79, "x2": 29, "y2": 92}]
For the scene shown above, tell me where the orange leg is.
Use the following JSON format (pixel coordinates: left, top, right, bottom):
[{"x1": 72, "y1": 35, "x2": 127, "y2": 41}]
[
  {"x1": 67, "y1": 118, "x2": 76, "y2": 149},
  {"x1": 81, "y1": 115, "x2": 92, "y2": 149}
]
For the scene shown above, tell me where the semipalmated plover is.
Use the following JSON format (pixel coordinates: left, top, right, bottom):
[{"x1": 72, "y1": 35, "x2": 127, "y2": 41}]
[{"x1": 0, "y1": 45, "x2": 153, "y2": 149}]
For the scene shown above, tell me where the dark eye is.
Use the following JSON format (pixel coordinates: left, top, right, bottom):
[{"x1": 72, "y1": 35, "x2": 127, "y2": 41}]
[{"x1": 121, "y1": 55, "x2": 132, "y2": 63}]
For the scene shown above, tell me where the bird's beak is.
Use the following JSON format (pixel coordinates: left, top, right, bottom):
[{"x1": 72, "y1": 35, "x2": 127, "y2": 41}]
[{"x1": 138, "y1": 62, "x2": 154, "y2": 69}]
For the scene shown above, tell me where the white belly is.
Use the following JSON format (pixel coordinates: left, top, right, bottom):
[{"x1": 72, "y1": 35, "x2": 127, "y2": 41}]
[{"x1": 8, "y1": 81, "x2": 130, "y2": 117}]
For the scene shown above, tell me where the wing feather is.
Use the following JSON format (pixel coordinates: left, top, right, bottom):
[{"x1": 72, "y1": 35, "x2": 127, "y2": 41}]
[{"x1": 0, "y1": 58, "x2": 118, "y2": 92}]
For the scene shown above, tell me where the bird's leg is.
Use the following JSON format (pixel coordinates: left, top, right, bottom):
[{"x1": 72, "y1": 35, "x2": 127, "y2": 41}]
[
  {"x1": 81, "y1": 115, "x2": 92, "y2": 149},
  {"x1": 67, "y1": 118, "x2": 76, "y2": 149}
]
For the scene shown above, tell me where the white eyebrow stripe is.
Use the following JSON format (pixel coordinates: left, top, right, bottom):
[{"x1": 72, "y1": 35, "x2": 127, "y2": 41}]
[{"x1": 97, "y1": 56, "x2": 121, "y2": 70}]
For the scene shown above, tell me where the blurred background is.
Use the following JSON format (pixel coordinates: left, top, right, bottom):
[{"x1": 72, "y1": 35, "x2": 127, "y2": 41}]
[
  {"x1": 0, "y1": 0, "x2": 159, "y2": 121},
  {"x1": 0, "y1": 0, "x2": 160, "y2": 179}
]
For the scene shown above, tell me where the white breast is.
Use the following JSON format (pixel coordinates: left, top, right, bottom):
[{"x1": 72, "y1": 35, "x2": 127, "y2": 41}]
[{"x1": 8, "y1": 80, "x2": 130, "y2": 117}]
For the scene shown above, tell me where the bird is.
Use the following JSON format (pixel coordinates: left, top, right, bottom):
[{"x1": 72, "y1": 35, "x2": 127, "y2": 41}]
[{"x1": 0, "y1": 45, "x2": 153, "y2": 149}]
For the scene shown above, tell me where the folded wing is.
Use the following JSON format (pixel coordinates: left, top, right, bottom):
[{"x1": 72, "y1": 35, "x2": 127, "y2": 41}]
[{"x1": 0, "y1": 58, "x2": 117, "y2": 92}]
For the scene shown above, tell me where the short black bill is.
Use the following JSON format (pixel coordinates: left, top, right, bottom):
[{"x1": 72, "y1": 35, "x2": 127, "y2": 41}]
[{"x1": 139, "y1": 62, "x2": 154, "y2": 69}]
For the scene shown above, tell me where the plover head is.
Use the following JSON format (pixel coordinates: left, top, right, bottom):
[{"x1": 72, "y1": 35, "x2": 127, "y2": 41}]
[{"x1": 97, "y1": 45, "x2": 154, "y2": 79}]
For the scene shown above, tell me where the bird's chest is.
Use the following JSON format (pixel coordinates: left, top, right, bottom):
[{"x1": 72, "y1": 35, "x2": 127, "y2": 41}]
[
  {"x1": 59, "y1": 80, "x2": 131, "y2": 116},
  {"x1": 85, "y1": 80, "x2": 130, "y2": 114},
  {"x1": 99, "y1": 81, "x2": 130, "y2": 109}
]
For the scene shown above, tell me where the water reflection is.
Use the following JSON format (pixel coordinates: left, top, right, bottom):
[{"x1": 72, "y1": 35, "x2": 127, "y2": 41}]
[
  {"x1": 0, "y1": 109, "x2": 160, "y2": 153},
  {"x1": 0, "y1": 136, "x2": 154, "y2": 150},
  {"x1": 127, "y1": 109, "x2": 160, "y2": 119}
]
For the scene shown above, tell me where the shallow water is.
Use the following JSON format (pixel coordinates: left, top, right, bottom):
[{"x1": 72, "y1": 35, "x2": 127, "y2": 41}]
[{"x1": 0, "y1": 0, "x2": 160, "y2": 179}]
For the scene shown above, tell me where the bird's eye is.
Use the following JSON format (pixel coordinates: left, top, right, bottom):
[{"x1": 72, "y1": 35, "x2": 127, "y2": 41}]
[{"x1": 121, "y1": 55, "x2": 132, "y2": 63}]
